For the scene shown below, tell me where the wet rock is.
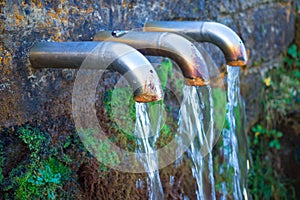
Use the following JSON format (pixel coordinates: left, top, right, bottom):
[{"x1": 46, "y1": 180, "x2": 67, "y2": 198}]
[
  {"x1": 236, "y1": 3, "x2": 294, "y2": 66},
  {"x1": 218, "y1": 0, "x2": 241, "y2": 14},
  {"x1": 240, "y1": 72, "x2": 263, "y2": 131},
  {"x1": 62, "y1": 69, "x2": 76, "y2": 82},
  {"x1": 239, "y1": 0, "x2": 275, "y2": 11},
  {"x1": 0, "y1": 0, "x2": 296, "y2": 133}
]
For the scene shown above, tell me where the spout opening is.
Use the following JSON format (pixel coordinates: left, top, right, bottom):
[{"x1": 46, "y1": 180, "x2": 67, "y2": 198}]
[
  {"x1": 227, "y1": 60, "x2": 247, "y2": 66},
  {"x1": 134, "y1": 93, "x2": 163, "y2": 102},
  {"x1": 184, "y1": 77, "x2": 210, "y2": 86},
  {"x1": 133, "y1": 82, "x2": 164, "y2": 102}
]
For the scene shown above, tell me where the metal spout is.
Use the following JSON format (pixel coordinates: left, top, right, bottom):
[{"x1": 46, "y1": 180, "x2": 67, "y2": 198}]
[
  {"x1": 29, "y1": 41, "x2": 163, "y2": 102},
  {"x1": 93, "y1": 31, "x2": 210, "y2": 86},
  {"x1": 144, "y1": 21, "x2": 248, "y2": 66}
]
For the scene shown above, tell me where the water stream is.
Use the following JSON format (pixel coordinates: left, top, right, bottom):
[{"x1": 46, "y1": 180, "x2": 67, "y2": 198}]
[
  {"x1": 217, "y1": 65, "x2": 249, "y2": 200},
  {"x1": 177, "y1": 85, "x2": 216, "y2": 200},
  {"x1": 134, "y1": 102, "x2": 164, "y2": 200},
  {"x1": 133, "y1": 65, "x2": 249, "y2": 200}
]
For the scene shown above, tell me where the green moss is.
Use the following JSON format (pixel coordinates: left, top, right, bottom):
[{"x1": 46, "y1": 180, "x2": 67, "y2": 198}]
[
  {"x1": 4, "y1": 155, "x2": 72, "y2": 200},
  {"x1": 248, "y1": 131, "x2": 295, "y2": 200},
  {"x1": 14, "y1": 157, "x2": 72, "y2": 199},
  {"x1": 104, "y1": 86, "x2": 136, "y2": 125},
  {"x1": 212, "y1": 87, "x2": 227, "y2": 131},
  {"x1": 101, "y1": 58, "x2": 177, "y2": 152},
  {"x1": 1, "y1": 125, "x2": 73, "y2": 199},
  {"x1": 262, "y1": 45, "x2": 300, "y2": 128},
  {"x1": 156, "y1": 58, "x2": 173, "y2": 91},
  {"x1": 248, "y1": 44, "x2": 299, "y2": 200},
  {"x1": 15, "y1": 161, "x2": 64, "y2": 200},
  {"x1": 77, "y1": 128, "x2": 120, "y2": 172},
  {"x1": 47, "y1": 157, "x2": 72, "y2": 181},
  {"x1": 18, "y1": 125, "x2": 50, "y2": 162}
]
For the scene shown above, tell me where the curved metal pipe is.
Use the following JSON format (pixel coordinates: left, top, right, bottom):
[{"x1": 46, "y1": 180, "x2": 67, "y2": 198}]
[
  {"x1": 29, "y1": 41, "x2": 163, "y2": 102},
  {"x1": 93, "y1": 31, "x2": 210, "y2": 86},
  {"x1": 144, "y1": 21, "x2": 248, "y2": 66}
]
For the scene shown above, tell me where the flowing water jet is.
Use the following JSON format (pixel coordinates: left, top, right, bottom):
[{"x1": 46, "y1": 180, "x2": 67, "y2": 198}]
[
  {"x1": 134, "y1": 102, "x2": 164, "y2": 200},
  {"x1": 216, "y1": 65, "x2": 249, "y2": 200},
  {"x1": 177, "y1": 85, "x2": 217, "y2": 200},
  {"x1": 175, "y1": 43, "x2": 227, "y2": 200},
  {"x1": 144, "y1": 21, "x2": 249, "y2": 199}
]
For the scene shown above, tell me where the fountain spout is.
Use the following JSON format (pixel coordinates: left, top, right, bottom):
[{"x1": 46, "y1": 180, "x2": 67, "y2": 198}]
[
  {"x1": 93, "y1": 31, "x2": 210, "y2": 86},
  {"x1": 29, "y1": 41, "x2": 163, "y2": 102},
  {"x1": 144, "y1": 21, "x2": 248, "y2": 66}
]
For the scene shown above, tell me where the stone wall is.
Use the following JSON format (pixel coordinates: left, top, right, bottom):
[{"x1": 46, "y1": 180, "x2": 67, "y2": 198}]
[{"x1": 0, "y1": 0, "x2": 296, "y2": 128}]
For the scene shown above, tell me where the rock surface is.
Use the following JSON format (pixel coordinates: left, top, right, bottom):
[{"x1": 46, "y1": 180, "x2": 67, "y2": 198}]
[
  {"x1": 0, "y1": 0, "x2": 298, "y2": 199},
  {"x1": 0, "y1": 0, "x2": 296, "y2": 129}
]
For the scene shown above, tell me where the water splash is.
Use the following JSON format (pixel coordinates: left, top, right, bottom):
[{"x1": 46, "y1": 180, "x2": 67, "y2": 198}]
[
  {"x1": 217, "y1": 65, "x2": 249, "y2": 200},
  {"x1": 134, "y1": 102, "x2": 164, "y2": 200},
  {"x1": 177, "y1": 85, "x2": 216, "y2": 200}
]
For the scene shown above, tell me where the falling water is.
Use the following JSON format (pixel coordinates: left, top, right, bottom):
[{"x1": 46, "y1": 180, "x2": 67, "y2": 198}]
[
  {"x1": 201, "y1": 85, "x2": 217, "y2": 200},
  {"x1": 133, "y1": 65, "x2": 248, "y2": 200},
  {"x1": 177, "y1": 85, "x2": 216, "y2": 200},
  {"x1": 134, "y1": 102, "x2": 164, "y2": 200},
  {"x1": 218, "y1": 65, "x2": 249, "y2": 200}
]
